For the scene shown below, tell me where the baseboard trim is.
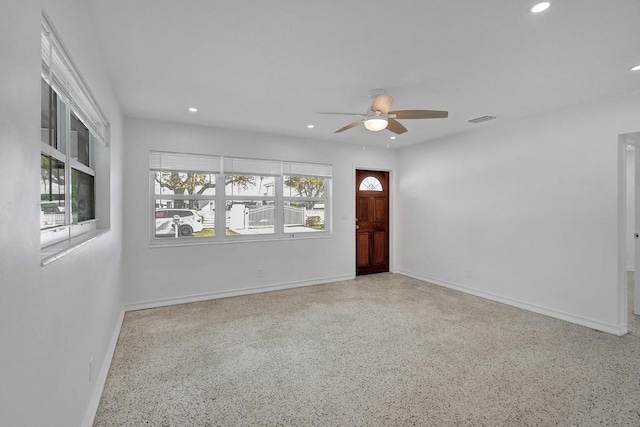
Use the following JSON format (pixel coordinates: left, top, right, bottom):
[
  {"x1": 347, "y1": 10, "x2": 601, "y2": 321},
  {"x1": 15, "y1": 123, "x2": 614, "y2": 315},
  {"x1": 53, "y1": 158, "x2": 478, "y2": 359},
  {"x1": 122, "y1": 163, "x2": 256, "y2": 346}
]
[
  {"x1": 124, "y1": 274, "x2": 355, "y2": 312},
  {"x1": 82, "y1": 306, "x2": 125, "y2": 427},
  {"x1": 397, "y1": 269, "x2": 627, "y2": 336}
]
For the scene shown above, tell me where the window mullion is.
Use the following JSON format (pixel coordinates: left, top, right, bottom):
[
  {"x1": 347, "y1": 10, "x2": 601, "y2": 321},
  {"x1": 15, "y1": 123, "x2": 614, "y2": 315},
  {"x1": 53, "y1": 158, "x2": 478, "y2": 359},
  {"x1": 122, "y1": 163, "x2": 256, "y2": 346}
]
[
  {"x1": 326, "y1": 178, "x2": 332, "y2": 233},
  {"x1": 149, "y1": 172, "x2": 156, "y2": 241},
  {"x1": 215, "y1": 173, "x2": 225, "y2": 240},
  {"x1": 41, "y1": 141, "x2": 66, "y2": 163},
  {"x1": 59, "y1": 100, "x2": 72, "y2": 227},
  {"x1": 70, "y1": 160, "x2": 95, "y2": 177},
  {"x1": 275, "y1": 175, "x2": 283, "y2": 235}
]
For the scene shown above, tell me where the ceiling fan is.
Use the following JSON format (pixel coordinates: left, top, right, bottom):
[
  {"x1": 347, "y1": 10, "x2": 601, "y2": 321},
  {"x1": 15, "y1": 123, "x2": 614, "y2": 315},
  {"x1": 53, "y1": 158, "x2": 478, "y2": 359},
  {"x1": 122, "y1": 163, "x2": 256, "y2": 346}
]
[{"x1": 317, "y1": 91, "x2": 448, "y2": 135}]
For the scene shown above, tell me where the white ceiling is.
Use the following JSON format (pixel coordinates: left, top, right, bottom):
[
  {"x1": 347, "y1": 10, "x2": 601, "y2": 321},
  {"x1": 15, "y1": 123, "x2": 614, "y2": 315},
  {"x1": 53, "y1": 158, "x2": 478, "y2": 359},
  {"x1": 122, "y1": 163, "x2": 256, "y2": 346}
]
[{"x1": 87, "y1": 0, "x2": 640, "y2": 148}]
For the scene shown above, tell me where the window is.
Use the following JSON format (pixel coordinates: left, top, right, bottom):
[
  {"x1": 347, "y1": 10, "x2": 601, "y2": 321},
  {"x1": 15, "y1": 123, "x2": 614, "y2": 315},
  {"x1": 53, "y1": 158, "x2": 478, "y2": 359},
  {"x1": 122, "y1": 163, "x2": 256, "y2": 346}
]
[
  {"x1": 223, "y1": 157, "x2": 280, "y2": 236},
  {"x1": 40, "y1": 17, "x2": 109, "y2": 252},
  {"x1": 149, "y1": 152, "x2": 332, "y2": 244},
  {"x1": 359, "y1": 176, "x2": 383, "y2": 191},
  {"x1": 150, "y1": 153, "x2": 219, "y2": 239},
  {"x1": 283, "y1": 162, "x2": 331, "y2": 233}
]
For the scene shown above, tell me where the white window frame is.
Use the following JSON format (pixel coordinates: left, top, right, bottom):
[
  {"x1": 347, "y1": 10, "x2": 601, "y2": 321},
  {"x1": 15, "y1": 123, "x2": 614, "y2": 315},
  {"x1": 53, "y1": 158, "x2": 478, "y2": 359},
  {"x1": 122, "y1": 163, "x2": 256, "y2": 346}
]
[
  {"x1": 150, "y1": 152, "x2": 220, "y2": 240},
  {"x1": 282, "y1": 164, "x2": 331, "y2": 236},
  {"x1": 149, "y1": 151, "x2": 332, "y2": 246},
  {"x1": 40, "y1": 16, "x2": 109, "y2": 254}
]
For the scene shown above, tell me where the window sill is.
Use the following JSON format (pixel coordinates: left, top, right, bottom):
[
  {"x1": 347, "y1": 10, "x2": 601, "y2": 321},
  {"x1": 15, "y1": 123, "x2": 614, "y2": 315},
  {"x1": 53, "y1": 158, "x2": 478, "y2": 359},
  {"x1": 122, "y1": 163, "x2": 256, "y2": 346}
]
[
  {"x1": 41, "y1": 228, "x2": 109, "y2": 266},
  {"x1": 150, "y1": 232, "x2": 331, "y2": 248}
]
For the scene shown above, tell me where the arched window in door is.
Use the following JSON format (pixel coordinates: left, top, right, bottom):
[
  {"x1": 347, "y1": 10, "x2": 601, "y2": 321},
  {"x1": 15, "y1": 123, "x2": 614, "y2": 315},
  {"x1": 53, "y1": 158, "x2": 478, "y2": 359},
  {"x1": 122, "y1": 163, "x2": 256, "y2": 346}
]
[{"x1": 359, "y1": 176, "x2": 383, "y2": 191}]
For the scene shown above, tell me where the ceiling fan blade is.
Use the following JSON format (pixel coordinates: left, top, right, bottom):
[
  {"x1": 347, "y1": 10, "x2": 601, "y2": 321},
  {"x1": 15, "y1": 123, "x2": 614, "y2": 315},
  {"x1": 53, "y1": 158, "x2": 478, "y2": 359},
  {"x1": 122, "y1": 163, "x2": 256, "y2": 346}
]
[
  {"x1": 387, "y1": 118, "x2": 408, "y2": 134},
  {"x1": 390, "y1": 110, "x2": 449, "y2": 119},
  {"x1": 370, "y1": 94, "x2": 393, "y2": 114},
  {"x1": 316, "y1": 112, "x2": 365, "y2": 116},
  {"x1": 335, "y1": 119, "x2": 363, "y2": 133}
]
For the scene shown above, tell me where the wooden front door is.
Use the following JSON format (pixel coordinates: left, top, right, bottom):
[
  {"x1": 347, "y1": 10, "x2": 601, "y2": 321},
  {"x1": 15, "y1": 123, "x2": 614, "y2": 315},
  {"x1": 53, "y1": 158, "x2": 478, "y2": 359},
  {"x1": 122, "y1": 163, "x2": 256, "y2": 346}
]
[{"x1": 356, "y1": 170, "x2": 389, "y2": 275}]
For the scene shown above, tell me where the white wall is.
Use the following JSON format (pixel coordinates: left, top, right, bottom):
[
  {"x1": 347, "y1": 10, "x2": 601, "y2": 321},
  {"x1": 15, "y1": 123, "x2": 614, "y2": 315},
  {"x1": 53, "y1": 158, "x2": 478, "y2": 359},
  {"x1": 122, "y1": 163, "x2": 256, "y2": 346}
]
[
  {"x1": 0, "y1": 1, "x2": 124, "y2": 426},
  {"x1": 626, "y1": 148, "x2": 635, "y2": 270},
  {"x1": 397, "y1": 92, "x2": 640, "y2": 335},
  {"x1": 123, "y1": 118, "x2": 396, "y2": 306}
]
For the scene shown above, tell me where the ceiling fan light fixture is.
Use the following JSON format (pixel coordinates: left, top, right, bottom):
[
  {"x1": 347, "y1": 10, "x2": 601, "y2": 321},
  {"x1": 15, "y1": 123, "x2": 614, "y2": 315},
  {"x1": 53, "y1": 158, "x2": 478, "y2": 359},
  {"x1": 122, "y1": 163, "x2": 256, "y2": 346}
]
[{"x1": 364, "y1": 117, "x2": 388, "y2": 132}]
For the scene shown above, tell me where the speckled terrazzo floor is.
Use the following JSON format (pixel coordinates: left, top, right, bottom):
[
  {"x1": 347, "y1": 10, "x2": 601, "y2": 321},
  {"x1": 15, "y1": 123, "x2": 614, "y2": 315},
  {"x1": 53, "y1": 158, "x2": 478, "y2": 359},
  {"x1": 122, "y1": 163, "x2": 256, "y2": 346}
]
[{"x1": 94, "y1": 273, "x2": 640, "y2": 426}]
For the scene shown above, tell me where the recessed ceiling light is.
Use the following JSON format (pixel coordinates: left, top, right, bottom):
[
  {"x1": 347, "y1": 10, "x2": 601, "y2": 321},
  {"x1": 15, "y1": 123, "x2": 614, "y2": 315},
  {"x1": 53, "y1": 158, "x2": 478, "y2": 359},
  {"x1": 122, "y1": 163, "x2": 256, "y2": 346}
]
[
  {"x1": 531, "y1": 2, "x2": 550, "y2": 13},
  {"x1": 307, "y1": 124, "x2": 315, "y2": 129},
  {"x1": 188, "y1": 107, "x2": 198, "y2": 112},
  {"x1": 631, "y1": 64, "x2": 640, "y2": 72},
  {"x1": 389, "y1": 136, "x2": 397, "y2": 140}
]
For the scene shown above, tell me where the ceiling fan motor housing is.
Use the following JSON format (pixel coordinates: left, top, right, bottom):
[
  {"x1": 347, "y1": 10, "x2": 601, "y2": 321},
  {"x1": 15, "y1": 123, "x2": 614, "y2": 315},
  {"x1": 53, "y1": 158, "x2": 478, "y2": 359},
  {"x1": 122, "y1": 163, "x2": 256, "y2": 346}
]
[{"x1": 371, "y1": 94, "x2": 393, "y2": 114}]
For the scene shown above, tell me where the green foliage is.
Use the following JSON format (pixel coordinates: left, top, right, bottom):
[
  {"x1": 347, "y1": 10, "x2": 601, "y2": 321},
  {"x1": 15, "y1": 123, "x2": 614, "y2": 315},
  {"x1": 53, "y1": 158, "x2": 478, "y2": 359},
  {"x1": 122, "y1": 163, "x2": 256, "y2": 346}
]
[
  {"x1": 72, "y1": 169, "x2": 78, "y2": 214},
  {"x1": 192, "y1": 228, "x2": 240, "y2": 237},
  {"x1": 157, "y1": 172, "x2": 211, "y2": 196},
  {"x1": 155, "y1": 172, "x2": 255, "y2": 208},
  {"x1": 284, "y1": 176, "x2": 325, "y2": 198},
  {"x1": 156, "y1": 172, "x2": 255, "y2": 195},
  {"x1": 192, "y1": 228, "x2": 214, "y2": 237},
  {"x1": 41, "y1": 154, "x2": 65, "y2": 201},
  {"x1": 306, "y1": 215, "x2": 322, "y2": 227},
  {"x1": 226, "y1": 175, "x2": 255, "y2": 192},
  {"x1": 284, "y1": 176, "x2": 325, "y2": 209}
]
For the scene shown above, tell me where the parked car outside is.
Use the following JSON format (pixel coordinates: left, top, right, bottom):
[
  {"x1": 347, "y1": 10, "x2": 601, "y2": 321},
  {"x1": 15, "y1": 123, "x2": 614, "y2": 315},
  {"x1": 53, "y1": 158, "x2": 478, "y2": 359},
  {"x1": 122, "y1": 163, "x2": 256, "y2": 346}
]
[
  {"x1": 40, "y1": 201, "x2": 65, "y2": 229},
  {"x1": 155, "y1": 209, "x2": 204, "y2": 237},
  {"x1": 41, "y1": 201, "x2": 64, "y2": 213}
]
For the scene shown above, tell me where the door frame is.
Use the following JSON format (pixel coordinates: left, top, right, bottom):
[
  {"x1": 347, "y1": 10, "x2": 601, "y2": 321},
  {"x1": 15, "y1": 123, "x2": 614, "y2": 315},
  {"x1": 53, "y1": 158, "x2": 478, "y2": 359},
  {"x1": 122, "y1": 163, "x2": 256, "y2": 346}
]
[
  {"x1": 353, "y1": 165, "x2": 395, "y2": 276},
  {"x1": 617, "y1": 132, "x2": 640, "y2": 335}
]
